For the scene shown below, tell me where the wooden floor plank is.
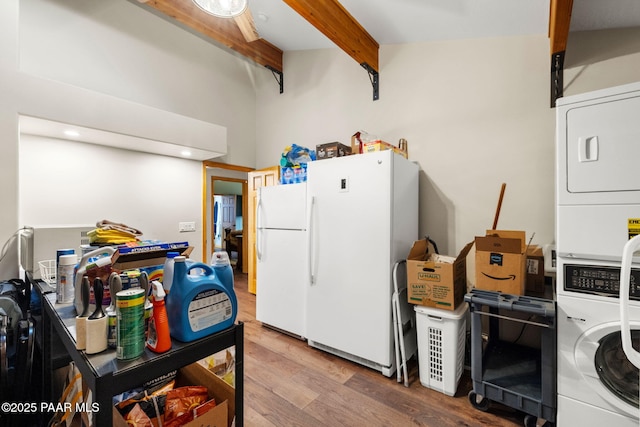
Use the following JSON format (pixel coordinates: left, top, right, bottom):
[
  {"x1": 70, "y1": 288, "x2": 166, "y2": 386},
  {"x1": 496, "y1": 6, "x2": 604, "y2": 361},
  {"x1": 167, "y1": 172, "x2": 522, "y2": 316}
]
[
  {"x1": 233, "y1": 271, "x2": 524, "y2": 426},
  {"x1": 244, "y1": 347, "x2": 320, "y2": 409},
  {"x1": 290, "y1": 366, "x2": 416, "y2": 426}
]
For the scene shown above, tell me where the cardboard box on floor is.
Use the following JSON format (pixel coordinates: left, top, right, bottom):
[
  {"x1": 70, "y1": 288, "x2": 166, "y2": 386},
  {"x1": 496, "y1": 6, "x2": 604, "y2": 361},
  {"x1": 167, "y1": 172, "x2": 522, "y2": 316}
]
[
  {"x1": 113, "y1": 361, "x2": 234, "y2": 427},
  {"x1": 406, "y1": 239, "x2": 473, "y2": 311},
  {"x1": 474, "y1": 230, "x2": 526, "y2": 295}
]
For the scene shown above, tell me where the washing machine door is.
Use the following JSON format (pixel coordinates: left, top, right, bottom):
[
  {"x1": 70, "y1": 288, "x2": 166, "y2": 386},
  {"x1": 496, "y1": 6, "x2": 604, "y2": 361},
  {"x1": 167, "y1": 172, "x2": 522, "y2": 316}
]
[
  {"x1": 619, "y1": 233, "x2": 640, "y2": 420},
  {"x1": 575, "y1": 322, "x2": 640, "y2": 418}
]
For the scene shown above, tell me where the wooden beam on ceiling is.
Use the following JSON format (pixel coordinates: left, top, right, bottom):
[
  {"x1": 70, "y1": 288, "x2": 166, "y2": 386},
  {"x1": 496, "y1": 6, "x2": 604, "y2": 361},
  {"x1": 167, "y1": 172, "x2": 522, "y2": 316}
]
[
  {"x1": 141, "y1": 0, "x2": 283, "y2": 72},
  {"x1": 282, "y1": 0, "x2": 379, "y2": 72},
  {"x1": 282, "y1": 0, "x2": 379, "y2": 99},
  {"x1": 549, "y1": 0, "x2": 573, "y2": 107}
]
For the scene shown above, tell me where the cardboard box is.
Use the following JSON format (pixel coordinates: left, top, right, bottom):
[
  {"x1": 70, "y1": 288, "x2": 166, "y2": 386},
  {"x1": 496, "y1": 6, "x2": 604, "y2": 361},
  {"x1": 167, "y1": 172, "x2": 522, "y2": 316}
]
[
  {"x1": 407, "y1": 239, "x2": 473, "y2": 310},
  {"x1": 316, "y1": 142, "x2": 351, "y2": 160},
  {"x1": 111, "y1": 246, "x2": 193, "y2": 272},
  {"x1": 280, "y1": 163, "x2": 307, "y2": 184},
  {"x1": 474, "y1": 230, "x2": 527, "y2": 295},
  {"x1": 362, "y1": 140, "x2": 407, "y2": 158},
  {"x1": 351, "y1": 133, "x2": 361, "y2": 154},
  {"x1": 113, "y1": 362, "x2": 234, "y2": 427},
  {"x1": 526, "y1": 245, "x2": 545, "y2": 294}
]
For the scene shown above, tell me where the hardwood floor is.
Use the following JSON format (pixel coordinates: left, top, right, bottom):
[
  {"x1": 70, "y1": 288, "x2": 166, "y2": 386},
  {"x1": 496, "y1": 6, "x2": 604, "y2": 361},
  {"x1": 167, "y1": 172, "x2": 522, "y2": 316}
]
[{"x1": 233, "y1": 272, "x2": 524, "y2": 427}]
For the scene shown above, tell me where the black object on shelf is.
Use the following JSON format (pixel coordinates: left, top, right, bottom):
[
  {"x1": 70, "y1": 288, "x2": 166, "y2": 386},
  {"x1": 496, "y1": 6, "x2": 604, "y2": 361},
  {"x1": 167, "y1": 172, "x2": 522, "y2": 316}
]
[
  {"x1": 465, "y1": 289, "x2": 556, "y2": 427},
  {"x1": 37, "y1": 280, "x2": 243, "y2": 426}
]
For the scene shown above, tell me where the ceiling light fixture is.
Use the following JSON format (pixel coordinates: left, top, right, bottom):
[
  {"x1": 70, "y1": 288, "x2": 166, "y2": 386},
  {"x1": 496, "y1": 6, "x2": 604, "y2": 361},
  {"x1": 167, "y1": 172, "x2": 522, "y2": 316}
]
[
  {"x1": 64, "y1": 130, "x2": 80, "y2": 138},
  {"x1": 192, "y1": 0, "x2": 247, "y2": 18}
]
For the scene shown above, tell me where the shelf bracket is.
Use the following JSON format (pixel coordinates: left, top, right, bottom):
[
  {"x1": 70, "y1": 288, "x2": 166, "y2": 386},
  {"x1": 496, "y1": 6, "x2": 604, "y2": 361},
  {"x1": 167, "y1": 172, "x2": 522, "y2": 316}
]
[
  {"x1": 361, "y1": 63, "x2": 379, "y2": 101},
  {"x1": 266, "y1": 66, "x2": 284, "y2": 94},
  {"x1": 551, "y1": 51, "x2": 565, "y2": 108}
]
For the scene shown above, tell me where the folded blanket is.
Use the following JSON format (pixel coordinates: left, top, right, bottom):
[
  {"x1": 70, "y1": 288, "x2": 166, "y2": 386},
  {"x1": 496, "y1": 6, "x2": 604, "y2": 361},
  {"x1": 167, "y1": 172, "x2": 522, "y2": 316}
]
[{"x1": 88, "y1": 220, "x2": 143, "y2": 244}]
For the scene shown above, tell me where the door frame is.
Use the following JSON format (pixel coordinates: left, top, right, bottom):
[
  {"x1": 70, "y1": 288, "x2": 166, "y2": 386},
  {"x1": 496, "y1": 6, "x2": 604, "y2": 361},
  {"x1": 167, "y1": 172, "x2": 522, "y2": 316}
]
[{"x1": 202, "y1": 160, "x2": 252, "y2": 271}]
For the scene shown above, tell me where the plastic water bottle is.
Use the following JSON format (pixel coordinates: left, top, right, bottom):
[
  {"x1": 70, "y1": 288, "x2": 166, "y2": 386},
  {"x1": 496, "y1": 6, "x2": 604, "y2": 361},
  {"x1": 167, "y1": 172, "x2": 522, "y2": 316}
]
[
  {"x1": 162, "y1": 251, "x2": 180, "y2": 293},
  {"x1": 211, "y1": 251, "x2": 234, "y2": 291},
  {"x1": 57, "y1": 254, "x2": 77, "y2": 304}
]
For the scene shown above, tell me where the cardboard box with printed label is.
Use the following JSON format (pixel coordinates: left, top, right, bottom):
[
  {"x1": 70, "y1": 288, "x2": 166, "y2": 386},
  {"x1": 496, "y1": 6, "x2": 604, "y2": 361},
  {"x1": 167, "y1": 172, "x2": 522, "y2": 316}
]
[
  {"x1": 474, "y1": 230, "x2": 527, "y2": 295},
  {"x1": 362, "y1": 140, "x2": 407, "y2": 158},
  {"x1": 316, "y1": 142, "x2": 351, "y2": 160},
  {"x1": 407, "y1": 239, "x2": 473, "y2": 311},
  {"x1": 526, "y1": 244, "x2": 545, "y2": 294}
]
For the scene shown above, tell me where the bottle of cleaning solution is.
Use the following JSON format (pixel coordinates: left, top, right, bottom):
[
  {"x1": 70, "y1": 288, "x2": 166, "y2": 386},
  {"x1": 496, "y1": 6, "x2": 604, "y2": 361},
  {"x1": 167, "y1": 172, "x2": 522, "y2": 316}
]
[
  {"x1": 211, "y1": 251, "x2": 234, "y2": 291},
  {"x1": 162, "y1": 251, "x2": 180, "y2": 293},
  {"x1": 57, "y1": 253, "x2": 77, "y2": 304},
  {"x1": 165, "y1": 256, "x2": 238, "y2": 342},
  {"x1": 147, "y1": 280, "x2": 171, "y2": 353}
]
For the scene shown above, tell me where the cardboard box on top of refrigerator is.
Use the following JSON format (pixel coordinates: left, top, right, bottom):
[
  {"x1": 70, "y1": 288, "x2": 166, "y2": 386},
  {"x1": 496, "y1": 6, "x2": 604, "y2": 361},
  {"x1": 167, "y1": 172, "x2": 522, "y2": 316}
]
[
  {"x1": 474, "y1": 230, "x2": 527, "y2": 295},
  {"x1": 362, "y1": 140, "x2": 407, "y2": 158},
  {"x1": 316, "y1": 142, "x2": 351, "y2": 160},
  {"x1": 525, "y1": 244, "x2": 545, "y2": 294},
  {"x1": 407, "y1": 239, "x2": 473, "y2": 311}
]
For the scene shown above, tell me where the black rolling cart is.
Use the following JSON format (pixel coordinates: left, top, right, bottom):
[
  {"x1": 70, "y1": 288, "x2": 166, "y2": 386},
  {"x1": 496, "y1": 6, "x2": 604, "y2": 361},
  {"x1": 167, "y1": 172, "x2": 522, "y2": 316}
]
[
  {"x1": 465, "y1": 289, "x2": 556, "y2": 427},
  {"x1": 36, "y1": 280, "x2": 244, "y2": 426}
]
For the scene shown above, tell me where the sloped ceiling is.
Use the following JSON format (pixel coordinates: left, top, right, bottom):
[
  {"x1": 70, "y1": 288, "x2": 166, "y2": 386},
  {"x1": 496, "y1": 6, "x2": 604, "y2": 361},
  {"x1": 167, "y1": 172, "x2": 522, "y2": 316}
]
[{"x1": 133, "y1": 0, "x2": 640, "y2": 105}]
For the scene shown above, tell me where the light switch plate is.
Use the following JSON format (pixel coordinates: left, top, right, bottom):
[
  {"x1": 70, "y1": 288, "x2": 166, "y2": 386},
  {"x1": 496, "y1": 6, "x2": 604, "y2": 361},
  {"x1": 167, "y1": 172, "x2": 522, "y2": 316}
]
[{"x1": 179, "y1": 221, "x2": 196, "y2": 232}]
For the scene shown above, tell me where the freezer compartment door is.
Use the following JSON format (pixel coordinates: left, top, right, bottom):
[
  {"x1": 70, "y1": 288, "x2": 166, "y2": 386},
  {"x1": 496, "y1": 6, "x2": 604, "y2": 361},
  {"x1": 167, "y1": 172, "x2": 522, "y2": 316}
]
[
  {"x1": 256, "y1": 229, "x2": 307, "y2": 338},
  {"x1": 257, "y1": 183, "x2": 306, "y2": 230},
  {"x1": 306, "y1": 151, "x2": 394, "y2": 367}
]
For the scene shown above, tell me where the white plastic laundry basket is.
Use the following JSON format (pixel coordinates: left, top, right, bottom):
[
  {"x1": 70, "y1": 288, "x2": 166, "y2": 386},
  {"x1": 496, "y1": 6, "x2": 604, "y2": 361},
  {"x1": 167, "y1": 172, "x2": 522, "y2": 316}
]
[{"x1": 415, "y1": 303, "x2": 468, "y2": 396}]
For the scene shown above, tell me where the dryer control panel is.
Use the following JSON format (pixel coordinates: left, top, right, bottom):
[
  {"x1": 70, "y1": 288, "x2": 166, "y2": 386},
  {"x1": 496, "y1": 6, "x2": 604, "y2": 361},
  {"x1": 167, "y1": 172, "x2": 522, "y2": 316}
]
[{"x1": 565, "y1": 264, "x2": 640, "y2": 299}]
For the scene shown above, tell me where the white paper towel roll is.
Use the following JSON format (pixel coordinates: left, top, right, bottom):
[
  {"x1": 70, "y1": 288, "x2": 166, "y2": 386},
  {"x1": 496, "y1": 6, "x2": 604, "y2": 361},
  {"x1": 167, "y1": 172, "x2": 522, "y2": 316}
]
[
  {"x1": 85, "y1": 316, "x2": 108, "y2": 354},
  {"x1": 76, "y1": 317, "x2": 87, "y2": 350}
]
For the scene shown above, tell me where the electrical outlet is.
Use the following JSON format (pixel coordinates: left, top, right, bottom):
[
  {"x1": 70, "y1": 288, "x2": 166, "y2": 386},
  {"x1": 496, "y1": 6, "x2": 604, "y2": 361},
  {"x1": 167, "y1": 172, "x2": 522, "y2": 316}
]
[{"x1": 178, "y1": 221, "x2": 196, "y2": 232}]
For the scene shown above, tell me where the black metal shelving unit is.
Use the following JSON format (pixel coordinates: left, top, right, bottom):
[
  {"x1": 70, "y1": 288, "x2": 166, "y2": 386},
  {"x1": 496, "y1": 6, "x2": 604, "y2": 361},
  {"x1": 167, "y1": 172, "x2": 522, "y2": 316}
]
[
  {"x1": 38, "y1": 281, "x2": 243, "y2": 426},
  {"x1": 465, "y1": 289, "x2": 556, "y2": 427}
]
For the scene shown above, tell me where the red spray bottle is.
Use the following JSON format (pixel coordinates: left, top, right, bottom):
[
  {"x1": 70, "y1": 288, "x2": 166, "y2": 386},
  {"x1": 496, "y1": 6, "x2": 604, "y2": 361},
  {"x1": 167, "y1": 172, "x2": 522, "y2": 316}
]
[{"x1": 147, "y1": 280, "x2": 171, "y2": 353}]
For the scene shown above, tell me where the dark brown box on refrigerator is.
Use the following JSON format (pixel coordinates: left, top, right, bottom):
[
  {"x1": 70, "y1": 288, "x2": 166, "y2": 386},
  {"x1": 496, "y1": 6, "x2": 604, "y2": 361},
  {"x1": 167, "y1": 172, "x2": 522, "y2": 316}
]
[{"x1": 316, "y1": 142, "x2": 351, "y2": 160}]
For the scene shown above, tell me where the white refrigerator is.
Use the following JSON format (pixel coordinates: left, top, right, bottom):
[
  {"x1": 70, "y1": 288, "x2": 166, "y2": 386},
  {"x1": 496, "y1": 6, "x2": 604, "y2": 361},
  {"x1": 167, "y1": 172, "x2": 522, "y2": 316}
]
[
  {"x1": 255, "y1": 183, "x2": 308, "y2": 338},
  {"x1": 306, "y1": 150, "x2": 418, "y2": 377}
]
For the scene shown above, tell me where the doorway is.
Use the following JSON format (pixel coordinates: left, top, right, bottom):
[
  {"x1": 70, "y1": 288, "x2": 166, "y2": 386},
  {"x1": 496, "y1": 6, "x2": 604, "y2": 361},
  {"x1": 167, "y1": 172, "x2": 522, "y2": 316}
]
[
  {"x1": 213, "y1": 184, "x2": 241, "y2": 269},
  {"x1": 203, "y1": 161, "x2": 252, "y2": 272}
]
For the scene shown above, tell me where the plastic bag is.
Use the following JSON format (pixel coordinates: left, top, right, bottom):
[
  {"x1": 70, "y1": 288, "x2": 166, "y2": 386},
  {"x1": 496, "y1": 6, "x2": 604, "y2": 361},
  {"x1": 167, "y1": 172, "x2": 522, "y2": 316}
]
[{"x1": 280, "y1": 144, "x2": 316, "y2": 167}]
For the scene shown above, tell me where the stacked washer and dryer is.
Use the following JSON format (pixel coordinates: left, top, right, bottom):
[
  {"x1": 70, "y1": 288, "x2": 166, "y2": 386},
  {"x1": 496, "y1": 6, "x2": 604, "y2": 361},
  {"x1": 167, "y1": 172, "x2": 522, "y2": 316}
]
[{"x1": 556, "y1": 82, "x2": 640, "y2": 426}]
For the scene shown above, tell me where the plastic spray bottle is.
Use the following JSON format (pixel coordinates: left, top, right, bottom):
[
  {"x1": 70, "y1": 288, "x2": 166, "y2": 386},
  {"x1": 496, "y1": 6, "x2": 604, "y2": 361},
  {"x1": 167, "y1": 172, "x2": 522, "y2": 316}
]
[{"x1": 146, "y1": 280, "x2": 171, "y2": 353}]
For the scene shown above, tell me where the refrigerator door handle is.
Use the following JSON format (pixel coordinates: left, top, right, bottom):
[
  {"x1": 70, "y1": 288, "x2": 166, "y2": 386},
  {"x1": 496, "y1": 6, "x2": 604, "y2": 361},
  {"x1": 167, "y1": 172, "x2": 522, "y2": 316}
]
[
  {"x1": 308, "y1": 196, "x2": 316, "y2": 285},
  {"x1": 620, "y1": 234, "x2": 640, "y2": 369},
  {"x1": 256, "y1": 191, "x2": 263, "y2": 261}
]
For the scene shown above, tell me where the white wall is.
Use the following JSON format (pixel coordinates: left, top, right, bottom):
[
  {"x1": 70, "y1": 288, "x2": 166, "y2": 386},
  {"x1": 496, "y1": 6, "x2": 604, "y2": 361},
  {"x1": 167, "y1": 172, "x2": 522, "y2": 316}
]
[
  {"x1": 255, "y1": 31, "x2": 640, "y2": 259},
  {"x1": 18, "y1": 0, "x2": 257, "y2": 166},
  {"x1": 0, "y1": 0, "x2": 261, "y2": 276},
  {"x1": 19, "y1": 135, "x2": 203, "y2": 258},
  {"x1": 564, "y1": 27, "x2": 640, "y2": 95},
  {"x1": 3, "y1": 0, "x2": 640, "y2": 278},
  {"x1": 255, "y1": 36, "x2": 554, "y2": 256}
]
